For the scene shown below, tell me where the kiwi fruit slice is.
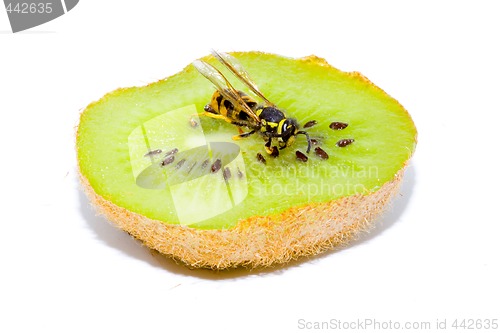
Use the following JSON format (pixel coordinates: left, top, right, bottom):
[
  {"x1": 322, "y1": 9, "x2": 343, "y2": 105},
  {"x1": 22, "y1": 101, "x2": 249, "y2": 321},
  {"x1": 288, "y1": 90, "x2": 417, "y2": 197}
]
[{"x1": 77, "y1": 52, "x2": 417, "y2": 269}]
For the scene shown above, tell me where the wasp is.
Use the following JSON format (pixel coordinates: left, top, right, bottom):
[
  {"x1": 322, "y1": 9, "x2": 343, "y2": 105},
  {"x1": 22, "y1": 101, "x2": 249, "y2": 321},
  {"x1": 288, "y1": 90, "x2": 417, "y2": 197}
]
[{"x1": 192, "y1": 50, "x2": 312, "y2": 155}]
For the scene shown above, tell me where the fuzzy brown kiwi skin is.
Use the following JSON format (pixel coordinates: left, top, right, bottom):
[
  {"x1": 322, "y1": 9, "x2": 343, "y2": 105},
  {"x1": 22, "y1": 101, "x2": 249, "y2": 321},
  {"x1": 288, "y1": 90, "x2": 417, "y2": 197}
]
[
  {"x1": 78, "y1": 166, "x2": 406, "y2": 270},
  {"x1": 76, "y1": 54, "x2": 417, "y2": 270}
]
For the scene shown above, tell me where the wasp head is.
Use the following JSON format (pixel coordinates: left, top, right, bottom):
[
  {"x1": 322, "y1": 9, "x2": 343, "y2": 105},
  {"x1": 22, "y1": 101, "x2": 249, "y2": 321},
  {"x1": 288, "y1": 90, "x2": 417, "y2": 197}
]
[
  {"x1": 278, "y1": 118, "x2": 312, "y2": 154},
  {"x1": 278, "y1": 118, "x2": 299, "y2": 149}
]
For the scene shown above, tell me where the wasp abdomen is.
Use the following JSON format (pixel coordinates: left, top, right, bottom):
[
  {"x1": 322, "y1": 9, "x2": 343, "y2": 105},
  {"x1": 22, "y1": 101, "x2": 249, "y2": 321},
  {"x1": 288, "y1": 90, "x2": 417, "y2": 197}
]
[{"x1": 208, "y1": 90, "x2": 256, "y2": 122}]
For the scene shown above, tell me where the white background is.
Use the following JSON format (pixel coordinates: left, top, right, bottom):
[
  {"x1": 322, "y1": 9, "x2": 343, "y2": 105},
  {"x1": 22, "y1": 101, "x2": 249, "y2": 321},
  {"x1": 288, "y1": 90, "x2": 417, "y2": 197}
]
[{"x1": 1, "y1": 1, "x2": 499, "y2": 332}]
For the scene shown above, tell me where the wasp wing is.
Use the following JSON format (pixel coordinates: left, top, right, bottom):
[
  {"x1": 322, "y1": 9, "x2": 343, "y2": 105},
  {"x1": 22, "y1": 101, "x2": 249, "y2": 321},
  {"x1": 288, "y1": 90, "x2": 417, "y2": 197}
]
[
  {"x1": 211, "y1": 50, "x2": 274, "y2": 107},
  {"x1": 193, "y1": 60, "x2": 235, "y2": 95},
  {"x1": 192, "y1": 60, "x2": 261, "y2": 124}
]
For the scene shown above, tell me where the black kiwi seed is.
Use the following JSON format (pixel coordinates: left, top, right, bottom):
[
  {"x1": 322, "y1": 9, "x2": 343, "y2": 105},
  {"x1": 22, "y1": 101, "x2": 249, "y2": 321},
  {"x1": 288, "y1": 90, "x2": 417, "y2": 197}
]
[
  {"x1": 165, "y1": 148, "x2": 179, "y2": 156},
  {"x1": 175, "y1": 158, "x2": 186, "y2": 169},
  {"x1": 223, "y1": 167, "x2": 231, "y2": 180},
  {"x1": 314, "y1": 147, "x2": 329, "y2": 160},
  {"x1": 303, "y1": 120, "x2": 317, "y2": 128},
  {"x1": 144, "y1": 149, "x2": 162, "y2": 157},
  {"x1": 256, "y1": 153, "x2": 266, "y2": 164},
  {"x1": 296, "y1": 150, "x2": 308, "y2": 162},
  {"x1": 330, "y1": 122, "x2": 349, "y2": 130},
  {"x1": 201, "y1": 159, "x2": 209, "y2": 169},
  {"x1": 310, "y1": 138, "x2": 319, "y2": 145},
  {"x1": 161, "y1": 155, "x2": 175, "y2": 166},
  {"x1": 336, "y1": 139, "x2": 355, "y2": 147},
  {"x1": 270, "y1": 146, "x2": 279, "y2": 158},
  {"x1": 237, "y1": 167, "x2": 244, "y2": 178},
  {"x1": 211, "y1": 159, "x2": 222, "y2": 173}
]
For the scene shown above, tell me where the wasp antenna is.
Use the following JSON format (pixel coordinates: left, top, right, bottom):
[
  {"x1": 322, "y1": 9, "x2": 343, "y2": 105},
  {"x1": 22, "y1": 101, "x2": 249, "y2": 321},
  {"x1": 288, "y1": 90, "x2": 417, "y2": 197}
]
[{"x1": 297, "y1": 131, "x2": 312, "y2": 153}]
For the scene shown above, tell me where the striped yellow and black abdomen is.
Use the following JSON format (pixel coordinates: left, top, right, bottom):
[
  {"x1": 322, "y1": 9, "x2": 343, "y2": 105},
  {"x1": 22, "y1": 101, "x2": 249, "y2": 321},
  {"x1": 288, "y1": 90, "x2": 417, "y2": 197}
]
[{"x1": 207, "y1": 90, "x2": 257, "y2": 122}]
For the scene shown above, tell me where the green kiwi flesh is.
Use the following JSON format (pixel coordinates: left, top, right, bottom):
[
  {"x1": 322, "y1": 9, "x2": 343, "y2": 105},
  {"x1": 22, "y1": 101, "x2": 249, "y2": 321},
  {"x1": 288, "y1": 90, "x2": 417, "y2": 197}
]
[{"x1": 77, "y1": 52, "x2": 417, "y2": 231}]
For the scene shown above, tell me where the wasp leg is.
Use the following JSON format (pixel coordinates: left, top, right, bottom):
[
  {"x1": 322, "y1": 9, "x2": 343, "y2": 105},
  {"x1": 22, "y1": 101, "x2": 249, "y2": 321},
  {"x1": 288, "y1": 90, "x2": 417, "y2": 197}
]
[
  {"x1": 198, "y1": 111, "x2": 233, "y2": 123},
  {"x1": 196, "y1": 110, "x2": 251, "y2": 127},
  {"x1": 264, "y1": 137, "x2": 274, "y2": 154},
  {"x1": 202, "y1": 112, "x2": 250, "y2": 126},
  {"x1": 232, "y1": 130, "x2": 256, "y2": 141},
  {"x1": 230, "y1": 120, "x2": 253, "y2": 127}
]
